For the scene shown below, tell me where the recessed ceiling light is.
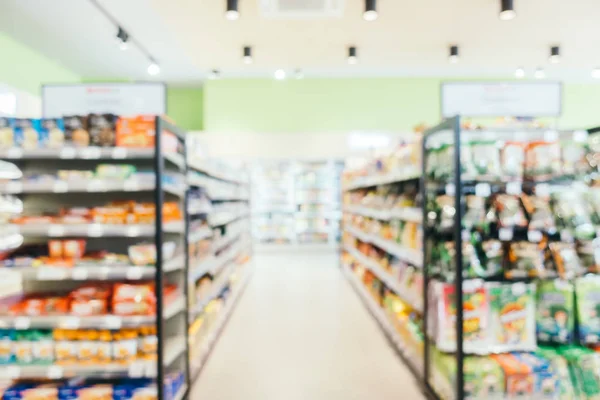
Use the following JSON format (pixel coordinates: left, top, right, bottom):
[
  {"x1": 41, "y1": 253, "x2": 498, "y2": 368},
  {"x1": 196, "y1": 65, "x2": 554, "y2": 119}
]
[
  {"x1": 243, "y1": 46, "x2": 252, "y2": 64},
  {"x1": 448, "y1": 45, "x2": 459, "y2": 63},
  {"x1": 274, "y1": 69, "x2": 286, "y2": 80},
  {"x1": 515, "y1": 67, "x2": 525, "y2": 78},
  {"x1": 348, "y1": 46, "x2": 358, "y2": 64},
  {"x1": 549, "y1": 46, "x2": 560, "y2": 64},
  {"x1": 534, "y1": 67, "x2": 545, "y2": 79},
  {"x1": 363, "y1": 0, "x2": 378, "y2": 21},
  {"x1": 592, "y1": 68, "x2": 600, "y2": 79},
  {"x1": 225, "y1": 0, "x2": 239, "y2": 20},
  {"x1": 499, "y1": 0, "x2": 516, "y2": 20},
  {"x1": 147, "y1": 62, "x2": 160, "y2": 76}
]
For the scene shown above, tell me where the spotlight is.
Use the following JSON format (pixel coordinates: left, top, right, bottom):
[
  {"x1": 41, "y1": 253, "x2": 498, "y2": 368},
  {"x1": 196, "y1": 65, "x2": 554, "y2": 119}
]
[
  {"x1": 116, "y1": 27, "x2": 129, "y2": 51},
  {"x1": 348, "y1": 47, "x2": 358, "y2": 65},
  {"x1": 515, "y1": 67, "x2": 525, "y2": 79},
  {"x1": 448, "y1": 45, "x2": 459, "y2": 63},
  {"x1": 243, "y1": 46, "x2": 252, "y2": 64},
  {"x1": 147, "y1": 61, "x2": 160, "y2": 76},
  {"x1": 499, "y1": 0, "x2": 516, "y2": 20},
  {"x1": 534, "y1": 67, "x2": 545, "y2": 79},
  {"x1": 363, "y1": 0, "x2": 378, "y2": 21},
  {"x1": 592, "y1": 68, "x2": 600, "y2": 79},
  {"x1": 549, "y1": 46, "x2": 560, "y2": 64},
  {"x1": 274, "y1": 69, "x2": 286, "y2": 80},
  {"x1": 294, "y1": 69, "x2": 304, "y2": 79},
  {"x1": 226, "y1": 0, "x2": 239, "y2": 20},
  {"x1": 208, "y1": 69, "x2": 220, "y2": 80}
]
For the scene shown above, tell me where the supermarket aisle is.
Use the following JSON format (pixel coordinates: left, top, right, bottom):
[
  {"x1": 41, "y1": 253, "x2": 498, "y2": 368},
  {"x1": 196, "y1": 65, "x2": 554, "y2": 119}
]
[{"x1": 190, "y1": 249, "x2": 424, "y2": 400}]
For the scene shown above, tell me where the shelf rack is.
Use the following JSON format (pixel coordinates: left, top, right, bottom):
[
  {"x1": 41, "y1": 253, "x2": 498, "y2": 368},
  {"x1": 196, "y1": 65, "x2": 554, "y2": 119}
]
[{"x1": 0, "y1": 117, "x2": 190, "y2": 399}]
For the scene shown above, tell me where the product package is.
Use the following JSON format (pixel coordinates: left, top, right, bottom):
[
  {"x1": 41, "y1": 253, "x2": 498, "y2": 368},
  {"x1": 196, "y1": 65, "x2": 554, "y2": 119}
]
[
  {"x1": 479, "y1": 239, "x2": 503, "y2": 278},
  {"x1": 463, "y1": 356, "x2": 505, "y2": 400},
  {"x1": 501, "y1": 142, "x2": 525, "y2": 179},
  {"x1": 521, "y1": 194, "x2": 555, "y2": 232},
  {"x1": 575, "y1": 276, "x2": 600, "y2": 345},
  {"x1": 512, "y1": 353, "x2": 559, "y2": 397},
  {"x1": 506, "y1": 241, "x2": 547, "y2": 279},
  {"x1": 577, "y1": 239, "x2": 600, "y2": 273},
  {"x1": 63, "y1": 115, "x2": 90, "y2": 147},
  {"x1": 561, "y1": 139, "x2": 589, "y2": 177},
  {"x1": 549, "y1": 242, "x2": 586, "y2": 279},
  {"x1": 494, "y1": 194, "x2": 528, "y2": 228},
  {"x1": 466, "y1": 141, "x2": 502, "y2": 180},
  {"x1": 488, "y1": 282, "x2": 537, "y2": 352},
  {"x1": 525, "y1": 141, "x2": 562, "y2": 181},
  {"x1": 552, "y1": 190, "x2": 596, "y2": 240},
  {"x1": 13, "y1": 118, "x2": 41, "y2": 149},
  {"x1": 40, "y1": 118, "x2": 65, "y2": 148},
  {"x1": 537, "y1": 280, "x2": 574, "y2": 344},
  {"x1": 88, "y1": 113, "x2": 117, "y2": 147},
  {"x1": 535, "y1": 346, "x2": 578, "y2": 399},
  {"x1": 491, "y1": 354, "x2": 535, "y2": 398},
  {"x1": 560, "y1": 346, "x2": 600, "y2": 398},
  {"x1": 0, "y1": 117, "x2": 15, "y2": 148},
  {"x1": 116, "y1": 115, "x2": 156, "y2": 148}
]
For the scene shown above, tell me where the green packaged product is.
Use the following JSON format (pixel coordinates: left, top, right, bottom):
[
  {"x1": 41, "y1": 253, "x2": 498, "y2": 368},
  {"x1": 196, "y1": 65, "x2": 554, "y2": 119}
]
[
  {"x1": 488, "y1": 282, "x2": 537, "y2": 352},
  {"x1": 536, "y1": 346, "x2": 578, "y2": 400},
  {"x1": 559, "y1": 346, "x2": 600, "y2": 399},
  {"x1": 575, "y1": 276, "x2": 600, "y2": 345},
  {"x1": 464, "y1": 357, "x2": 505, "y2": 400},
  {"x1": 536, "y1": 280, "x2": 574, "y2": 344}
]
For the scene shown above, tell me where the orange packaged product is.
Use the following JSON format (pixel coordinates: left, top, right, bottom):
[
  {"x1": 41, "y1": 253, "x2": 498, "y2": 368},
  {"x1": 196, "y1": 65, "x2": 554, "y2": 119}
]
[
  {"x1": 113, "y1": 329, "x2": 139, "y2": 363},
  {"x1": 132, "y1": 203, "x2": 155, "y2": 224},
  {"x1": 116, "y1": 115, "x2": 156, "y2": 148},
  {"x1": 11, "y1": 215, "x2": 54, "y2": 224},
  {"x1": 97, "y1": 330, "x2": 112, "y2": 363},
  {"x1": 54, "y1": 329, "x2": 77, "y2": 364},
  {"x1": 113, "y1": 283, "x2": 156, "y2": 316},
  {"x1": 92, "y1": 207, "x2": 128, "y2": 224},
  {"x1": 108, "y1": 200, "x2": 136, "y2": 212},
  {"x1": 70, "y1": 298, "x2": 108, "y2": 316},
  {"x1": 78, "y1": 329, "x2": 99, "y2": 363},
  {"x1": 163, "y1": 202, "x2": 182, "y2": 222}
]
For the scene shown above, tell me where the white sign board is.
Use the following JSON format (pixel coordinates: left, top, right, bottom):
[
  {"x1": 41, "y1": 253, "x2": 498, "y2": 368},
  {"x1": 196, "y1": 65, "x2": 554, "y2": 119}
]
[
  {"x1": 42, "y1": 83, "x2": 166, "y2": 117},
  {"x1": 441, "y1": 82, "x2": 562, "y2": 118}
]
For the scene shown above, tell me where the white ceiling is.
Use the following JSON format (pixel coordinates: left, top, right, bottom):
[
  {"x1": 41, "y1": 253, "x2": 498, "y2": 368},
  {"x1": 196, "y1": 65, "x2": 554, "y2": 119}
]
[{"x1": 2, "y1": 0, "x2": 600, "y2": 83}]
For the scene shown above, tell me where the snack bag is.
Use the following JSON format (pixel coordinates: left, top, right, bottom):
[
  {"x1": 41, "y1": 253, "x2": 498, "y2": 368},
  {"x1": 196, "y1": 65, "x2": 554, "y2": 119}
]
[
  {"x1": 40, "y1": 118, "x2": 65, "y2": 148},
  {"x1": 521, "y1": 194, "x2": 555, "y2": 232},
  {"x1": 549, "y1": 242, "x2": 586, "y2": 279},
  {"x1": 491, "y1": 353, "x2": 535, "y2": 398},
  {"x1": 525, "y1": 141, "x2": 562, "y2": 180},
  {"x1": 116, "y1": 115, "x2": 156, "y2": 148},
  {"x1": 502, "y1": 142, "x2": 525, "y2": 179},
  {"x1": 464, "y1": 357, "x2": 505, "y2": 400},
  {"x1": 561, "y1": 139, "x2": 589, "y2": 177},
  {"x1": 513, "y1": 353, "x2": 559, "y2": 398},
  {"x1": 13, "y1": 118, "x2": 41, "y2": 149},
  {"x1": 537, "y1": 280, "x2": 574, "y2": 344},
  {"x1": 464, "y1": 195, "x2": 488, "y2": 230},
  {"x1": 480, "y1": 239, "x2": 503, "y2": 278},
  {"x1": 0, "y1": 117, "x2": 15, "y2": 148},
  {"x1": 560, "y1": 346, "x2": 600, "y2": 399},
  {"x1": 88, "y1": 113, "x2": 117, "y2": 147},
  {"x1": 575, "y1": 276, "x2": 600, "y2": 345},
  {"x1": 0, "y1": 329, "x2": 14, "y2": 364},
  {"x1": 536, "y1": 346, "x2": 578, "y2": 400},
  {"x1": 488, "y1": 282, "x2": 536, "y2": 352},
  {"x1": 63, "y1": 115, "x2": 90, "y2": 147},
  {"x1": 553, "y1": 191, "x2": 596, "y2": 240},
  {"x1": 577, "y1": 239, "x2": 600, "y2": 273},
  {"x1": 494, "y1": 194, "x2": 527, "y2": 228},
  {"x1": 469, "y1": 141, "x2": 502, "y2": 179},
  {"x1": 506, "y1": 241, "x2": 547, "y2": 279}
]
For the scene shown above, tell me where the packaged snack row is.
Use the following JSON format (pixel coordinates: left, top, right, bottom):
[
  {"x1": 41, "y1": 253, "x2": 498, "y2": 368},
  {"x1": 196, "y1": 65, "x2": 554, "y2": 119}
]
[
  {"x1": 344, "y1": 213, "x2": 422, "y2": 252},
  {"x1": 0, "y1": 326, "x2": 157, "y2": 365},
  {"x1": 1, "y1": 241, "x2": 177, "y2": 268},
  {"x1": 0, "y1": 283, "x2": 179, "y2": 317},
  {"x1": 0, "y1": 115, "x2": 163, "y2": 149},
  {"x1": 10, "y1": 201, "x2": 182, "y2": 225},
  {"x1": 342, "y1": 183, "x2": 418, "y2": 213},
  {"x1": 427, "y1": 136, "x2": 591, "y2": 182}
]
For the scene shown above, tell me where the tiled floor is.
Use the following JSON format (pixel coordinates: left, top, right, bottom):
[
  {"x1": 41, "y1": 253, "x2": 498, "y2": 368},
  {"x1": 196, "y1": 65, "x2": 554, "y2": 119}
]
[{"x1": 190, "y1": 248, "x2": 424, "y2": 399}]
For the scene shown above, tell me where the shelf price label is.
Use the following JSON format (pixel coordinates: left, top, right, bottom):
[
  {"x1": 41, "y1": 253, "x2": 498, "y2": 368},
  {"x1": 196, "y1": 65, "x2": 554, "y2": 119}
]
[
  {"x1": 7, "y1": 148, "x2": 23, "y2": 159},
  {"x1": 59, "y1": 317, "x2": 80, "y2": 329},
  {"x1": 103, "y1": 316, "x2": 122, "y2": 329},
  {"x1": 527, "y1": 230, "x2": 543, "y2": 243},
  {"x1": 14, "y1": 317, "x2": 31, "y2": 330},
  {"x1": 124, "y1": 179, "x2": 140, "y2": 192},
  {"x1": 47, "y1": 366, "x2": 63, "y2": 379},
  {"x1": 506, "y1": 181, "x2": 522, "y2": 195},
  {"x1": 6, "y1": 366, "x2": 20, "y2": 379},
  {"x1": 59, "y1": 147, "x2": 76, "y2": 159},
  {"x1": 499, "y1": 228, "x2": 513, "y2": 241},
  {"x1": 475, "y1": 183, "x2": 491, "y2": 197},
  {"x1": 48, "y1": 225, "x2": 66, "y2": 237},
  {"x1": 87, "y1": 224, "x2": 104, "y2": 237},
  {"x1": 128, "y1": 361, "x2": 145, "y2": 378},
  {"x1": 52, "y1": 181, "x2": 69, "y2": 193},
  {"x1": 445, "y1": 183, "x2": 456, "y2": 196},
  {"x1": 126, "y1": 267, "x2": 144, "y2": 280},
  {"x1": 37, "y1": 268, "x2": 67, "y2": 281},
  {"x1": 111, "y1": 147, "x2": 127, "y2": 159},
  {"x1": 81, "y1": 146, "x2": 101, "y2": 159},
  {"x1": 536, "y1": 183, "x2": 551, "y2": 197},
  {"x1": 6, "y1": 181, "x2": 22, "y2": 193},
  {"x1": 87, "y1": 179, "x2": 105, "y2": 192},
  {"x1": 72, "y1": 268, "x2": 89, "y2": 280}
]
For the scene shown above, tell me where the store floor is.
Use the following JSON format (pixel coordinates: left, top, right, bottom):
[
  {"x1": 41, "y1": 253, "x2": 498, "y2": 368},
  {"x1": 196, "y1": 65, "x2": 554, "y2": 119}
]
[{"x1": 190, "y1": 248, "x2": 424, "y2": 400}]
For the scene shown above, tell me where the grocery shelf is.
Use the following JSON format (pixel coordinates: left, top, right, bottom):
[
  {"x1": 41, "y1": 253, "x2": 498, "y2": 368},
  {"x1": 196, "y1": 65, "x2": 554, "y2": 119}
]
[
  {"x1": 1, "y1": 179, "x2": 185, "y2": 197},
  {"x1": 9, "y1": 221, "x2": 185, "y2": 237},
  {"x1": 188, "y1": 160, "x2": 248, "y2": 186},
  {"x1": 343, "y1": 205, "x2": 422, "y2": 223},
  {"x1": 0, "y1": 295, "x2": 185, "y2": 329},
  {"x1": 188, "y1": 226, "x2": 213, "y2": 243},
  {"x1": 189, "y1": 266, "x2": 253, "y2": 378},
  {"x1": 189, "y1": 241, "x2": 244, "y2": 281},
  {"x1": 345, "y1": 225, "x2": 423, "y2": 267},
  {"x1": 189, "y1": 265, "x2": 236, "y2": 319},
  {"x1": 213, "y1": 231, "x2": 243, "y2": 253},
  {"x1": 343, "y1": 244, "x2": 423, "y2": 312},
  {"x1": 209, "y1": 211, "x2": 249, "y2": 227},
  {"x1": 341, "y1": 263, "x2": 422, "y2": 376},
  {"x1": 342, "y1": 166, "x2": 421, "y2": 191}
]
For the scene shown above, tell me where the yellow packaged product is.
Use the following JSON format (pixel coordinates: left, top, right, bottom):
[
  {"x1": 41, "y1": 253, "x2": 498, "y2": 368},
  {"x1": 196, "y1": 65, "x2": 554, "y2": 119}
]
[
  {"x1": 78, "y1": 330, "x2": 99, "y2": 363},
  {"x1": 139, "y1": 326, "x2": 157, "y2": 360},
  {"x1": 54, "y1": 329, "x2": 76, "y2": 364},
  {"x1": 97, "y1": 330, "x2": 112, "y2": 363},
  {"x1": 113, "y1": 329, "x2": 138, "y2": 364}
]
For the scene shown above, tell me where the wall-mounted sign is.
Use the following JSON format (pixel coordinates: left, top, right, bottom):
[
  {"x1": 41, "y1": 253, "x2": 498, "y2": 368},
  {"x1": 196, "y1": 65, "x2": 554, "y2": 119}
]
[
  {"x1": 441, "y1": 82, "x2": 562, "y2": 118},
  {"x1": 42, "y1": 83, "x2": 166, "y2": 117}
]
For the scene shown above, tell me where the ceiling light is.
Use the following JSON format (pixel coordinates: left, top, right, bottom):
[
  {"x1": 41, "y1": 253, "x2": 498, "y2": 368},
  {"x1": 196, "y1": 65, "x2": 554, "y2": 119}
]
[
  {"x1": 243, "y1": 46, "x2": 252, "y2": 64},
  {"x1": 348, "y1": 46, "x2": 358, "y2": 65},
  {"x1": 515, "y1": 67, "x2": 525, "y2": 79},
  {"x1": 592, "y1": 68, "x2": 600, "y2": 79},
  {"x1": 274, "y1": 69, "x2": 286, "y2": 80},
  {"x1": 225, "y1": 0, "x2": 239, "y2": 20},
  {"x1": 208, "y1": 69, "x2": 220, "y2": 80},
  {"x1": 534, "y1": 67, "x2": 545, "y2": 79},
  {"x1": 549, "y1": 46, "x2": 560, "y2": 64},
  {"x1": 363, "y1": 0, "x2": 378, "y2": 21},
  {"x1": 499, "y1": 0, "x2": 516, "y2": 20},
  {"x1": 147, "y1": 61, "x2": 160, "y2": 76},
  {"x1": 448, "y1": 45, "x2": 459, "y2": 63},
  {"x1": 294, "y1": 69, "x2": 304, "y2": 79},
  {"x1": 116, "y1": 27, "x2": 129, "y2": 51}
]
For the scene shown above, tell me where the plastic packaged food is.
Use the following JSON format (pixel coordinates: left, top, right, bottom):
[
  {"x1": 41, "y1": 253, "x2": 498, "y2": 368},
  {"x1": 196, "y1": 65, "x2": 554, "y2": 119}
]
[
  {"x1": 506, "y1": 241, "x2": 547, "y2": 279},
  {"x1": 549, "y1": 242, "x2": 585, "y2": 279},
  {"x1": 521, "y1": 194, "x2": 555, "y2": 232},
  {"x1": 54, "y1": 329, "x2": 76, "y2": 364},
  {"x1": 116, "y1": 115, "x2": 156, "y2": 148},
  {"x1": 0, "y1": 117, "x2": 15, "y2": 148},
  {"x1": 491, "y1": 354, "x2": 534, "y2": 397},
  {"x1": 95, "y1": 164, "x2": 136, "y2": 179},
  {"x1": 468, "y1": 141, "x2": 502, "y2": 179},
  {"x1": 0, "y1": 329, "x2": 14, "y2": 364},
  {"x1": 536, "y1": 280, "x2": 574, "y2": 344},
  {"x1": 14, "y1": 118, "x2": 41, "y2": 149},
  {"x1": 463, "y1": 357, "x2": 505, "y2": 400},
  {"x1": 553, "y1": 191, "x2": 596, "y2": 240},
  {"x1": 64, "y1": 115, "x2": 90, "y2": 147},
  {"x1": 113, "y1": 329, "x2": 138, "y2": 363},
  {"x1": 501, "y1": 142, "x2": 525, "y2": 179},
  {"x1": 113, "y1": 283, "x2": 156, "y2": 316},
  {"x1": 88, "y1": 113, "x2": 117, "y2": 147},
  {"x1": 41, "y1": 118, "x2": 65, "y2": 149},
  {"x1": 577, "y1": 239, "x2": 600, "y2": 273},
  {"x1": 127, "y1": 242, "x2": 176, "y2": 266},
  {"x1": 525, "y1": 141, "x2": 562, "y2": 180},
  {"x1": 494, "y1": 195, "x2": 527, "y2": 228},
  {"x1": 576, "y1": 276, "x2": 600, "y2": 345},
  {"x1": 561, "y1": 139, "x2": 589, "y2": 177},
  {"x1": 57, "y1": 170, "x2": 95, "y2": 181}
]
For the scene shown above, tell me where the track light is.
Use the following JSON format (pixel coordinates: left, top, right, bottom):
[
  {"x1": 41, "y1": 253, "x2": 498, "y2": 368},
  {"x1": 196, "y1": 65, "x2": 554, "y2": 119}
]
[
  {"x1": 549, "y1": 46, "x2": 560, "y2": 64},
  {"x1": 515, "y1": 67, "x2": 525, "y2": 79},
  {"x1": 274, "y1": 69, "x2": 286, "y2": 80},
  {"x1": 592, "y1": 68, "x2": 600, "y2": 79},
  {"x1": 226, "y1": 0, "x2": 239, "y2": 20},
  {"x1": 448, "y1": 45, "x2": 459, "y2": 63},
  {"x1": 534, "y1": 67, "x2": 545, "y2": 79},
  {"x1": 348, "y1": 47, "x2": 358, "y2": 64},
  {"x1": 243, "y1": 46, "x2": 253, "y2": 64},
  {"x1": 208, "y1": 69, "x2": 220, "y2": 80},
  {"x1": 294, "y1": 69, "x2": 304, "y2": 79},
  {"x1": 499, "y1": 0, "x2": 516, "y2": 20},
  {"x1": 116, "y1": 27, "x2": 129, "y2": 51},
  {"x1": 363, "y1": 0, "x2": 378, "y2": 21},
  {"x1": 147, "y1": 60, "x2": 160, "y2": 76}
]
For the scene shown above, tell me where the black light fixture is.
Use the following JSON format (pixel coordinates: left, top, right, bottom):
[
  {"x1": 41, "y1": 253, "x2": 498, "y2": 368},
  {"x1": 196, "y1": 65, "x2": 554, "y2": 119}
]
[
  {"x1": 226, "y1": 0, "x2": 239, "y2": 20},
  {"x1": 499, "y1": 0, "x2": 516, "y2": 20},
  {"x1": 363, "y1": 0, "x2": 378, "y2": 21},
  {"x1": 549, "y1": 46, "x2": 560, "y2": 64},
  {"x1": 348, "y1": 46, "x2": 358, "y2": 64},
  {"x1": 116, "y1": 26, "x2": 129, "y2": 50},
  {"x1": 243, "y1": 46, "x2": 253, "y2": 64},
  {"x1": 448, "y1": 45, "x2": 459, "y2": 63}
]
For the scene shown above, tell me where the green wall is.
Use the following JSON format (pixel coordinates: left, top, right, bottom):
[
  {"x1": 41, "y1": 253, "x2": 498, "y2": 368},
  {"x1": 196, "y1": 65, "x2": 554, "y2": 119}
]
[
  {"x1": 204, "y1": 78, "x2": 600, "y2": 133},
  {"x1": 166, "y1": 87, "x2": 203, "y2": 131},
  {"x1": 0, "y1": 33, "x2": 80, "y2": 94}
]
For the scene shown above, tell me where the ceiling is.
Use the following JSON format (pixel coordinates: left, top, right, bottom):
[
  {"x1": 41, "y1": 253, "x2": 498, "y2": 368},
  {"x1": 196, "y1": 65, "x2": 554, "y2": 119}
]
[{"x1": 2, "y1": 0, "x2": 600, "y2": 83}]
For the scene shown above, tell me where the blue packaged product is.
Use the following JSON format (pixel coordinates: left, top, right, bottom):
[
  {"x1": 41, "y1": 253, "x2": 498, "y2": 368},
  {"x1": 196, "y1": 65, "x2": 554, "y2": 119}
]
[
  {"x1": 40, "y1": 118, "x2": 65, "y2": 149},
  {"x1": 13, "y1": 119, "x2": 42, "y2": 149},
  {"x1": 0, "y1": 330, "x2": 14, "y2": 364},
  {"x1": 513, "y1": 353, "x2": 559, "y2": 397}
]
